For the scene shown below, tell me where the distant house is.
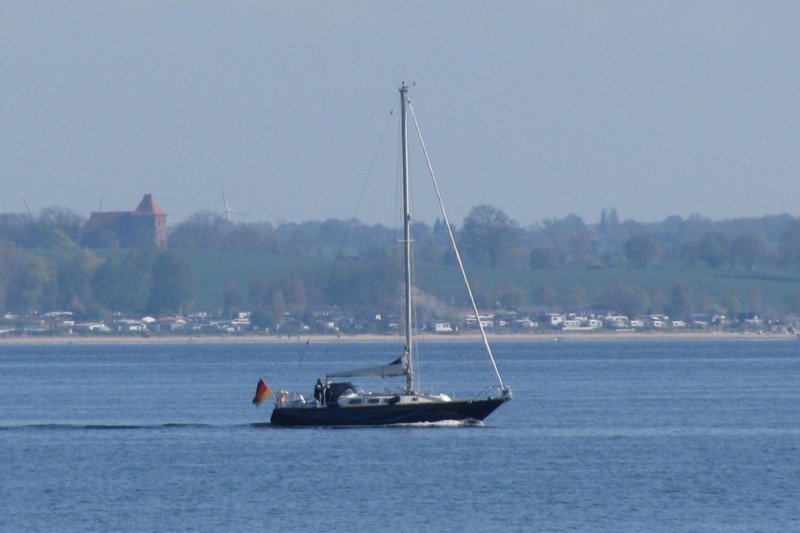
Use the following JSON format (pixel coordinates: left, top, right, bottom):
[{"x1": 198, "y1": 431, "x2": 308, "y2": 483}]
[
  {"x1": 542, "y1": 313, "x2": 565, "y2": 328},
  {"x1": 604, "y1": 315, "x2": 629, "y2": 329},
  {"x1": 646, "y1": 315, "x2": 669, "y2": 328},
  {"x1": 151, "y1": 316, "x2": 187, "y2": 332},
  {"x1": 513, "y1": 318, "x2": 538, "y2": 329},
  {"x1": 83, "y1": 194, "x2": 167, "y2": 248},
  {"x1": 73, "y1": 322, "x2": 110, "y2": 333},
  {"x1": 433, "y1": 322, "x2": 454, "y2": 333},
  {"x1": 113, "y1": 319, "x2": 146, "y2": 333},
  {"x1": 463, "y1": 311, "x2": 494, "y2": 329},
  {"x1": 630, "y1": 318, "x2": 646, "y2": 329},
  {"x1": 561, "y1": 319, "x2": 594, "y2": 331}
]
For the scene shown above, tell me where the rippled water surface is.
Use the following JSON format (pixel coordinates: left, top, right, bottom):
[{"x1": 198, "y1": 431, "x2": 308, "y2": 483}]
[{"x1": 1, "y1": 340, "x2": 799, "y2": 530}]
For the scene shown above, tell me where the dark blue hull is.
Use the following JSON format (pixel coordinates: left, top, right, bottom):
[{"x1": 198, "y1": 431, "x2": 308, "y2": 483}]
[{"x1": 270, "y1": 397, "x2": 508, "y2": 427}]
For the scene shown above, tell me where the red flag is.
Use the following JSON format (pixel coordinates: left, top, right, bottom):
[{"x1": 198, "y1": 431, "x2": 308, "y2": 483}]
[{"x1": 252, "y1": 378, "x2": 272, "y2": 405}]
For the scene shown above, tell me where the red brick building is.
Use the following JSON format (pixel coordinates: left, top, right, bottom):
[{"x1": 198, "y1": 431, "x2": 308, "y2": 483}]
[{"x1": 83, "y1": 194, "x2": 167, "y2": 248}]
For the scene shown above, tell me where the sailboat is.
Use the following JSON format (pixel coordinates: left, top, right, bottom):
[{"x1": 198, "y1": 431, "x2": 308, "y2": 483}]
[{"x1": 265, "y1": 83, "x2": 512, "y2": 427}]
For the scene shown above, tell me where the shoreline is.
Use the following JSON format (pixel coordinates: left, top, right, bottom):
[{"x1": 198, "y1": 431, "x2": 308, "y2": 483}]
[{"x1": 0, "y1": 331, "x2": 795, "y2": 346}]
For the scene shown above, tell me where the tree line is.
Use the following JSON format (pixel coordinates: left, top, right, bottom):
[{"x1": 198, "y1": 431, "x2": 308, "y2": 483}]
[
  {"x1": 3, "y1": 205, "x2": 800, "y2": 321},
  {"x1": 161, "y1": 206, "x2": 800, "y2": 273},
  {"x1": 0, "y1": 244, "x2": 195, "y2": 319}
]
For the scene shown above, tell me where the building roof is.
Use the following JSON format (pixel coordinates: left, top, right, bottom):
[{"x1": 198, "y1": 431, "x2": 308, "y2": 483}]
[
  {"x1": 134, "y1": 194, "x2": 166, "y2": 216},
  {"x1": 84, "y1": 211, "x2": 128, "y2": 234},
  {"x1": 83, "y1": 193, "x2": 168, "y2": 248}
]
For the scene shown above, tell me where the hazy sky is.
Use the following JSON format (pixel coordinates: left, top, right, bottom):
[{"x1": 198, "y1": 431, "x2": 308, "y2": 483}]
[{"x1": 2, "y1": 1, "x2": 799, "y2": 228}]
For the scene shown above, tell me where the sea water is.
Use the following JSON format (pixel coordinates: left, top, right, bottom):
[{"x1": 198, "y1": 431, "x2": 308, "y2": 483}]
[{"x1": 1, "y1": 340, "x2": 799, "y2": 531}]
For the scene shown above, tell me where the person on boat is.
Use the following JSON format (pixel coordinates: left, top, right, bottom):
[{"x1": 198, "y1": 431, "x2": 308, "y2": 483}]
[
  {"x1": 323, "y1": 382, "x2": 332, "y2": 404},
  {"x1": 314, "y1": 378, "x2": 324, "y2": 404}
]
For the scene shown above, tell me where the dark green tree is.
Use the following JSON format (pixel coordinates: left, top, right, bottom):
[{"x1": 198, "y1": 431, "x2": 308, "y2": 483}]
[
  {"x1": 722, "y1": 293, "x2": 741, "y2": 318},
  {"x1": 92, "y1": 256, "x2": 150, "y2": 313},
  {"x1": 599, "y1": 207, "x2": 621, "y2": 236},
  {"x1": 784, "y1": 291, "x2": 800, "y2": 313},
  {"x1": 13, "y1": 255, "x2": 52, "y2": 312},
  {"x1": 624, "y1": 234, "x2": 661, "y2": 268},
  {"x1": 541, "y1": 214, "x2": 586, "y2": 265},
  {"x1": 729, "y1": 234, "x2": 768, "y2": 270},
  {"x1": 695, "y1": 290, "x2": 717, "y2": 314},
  {"x1": 533, "y1": 285, "x2": 558, "y2": 307},
  {"x1": 495, "y1": 285, "x2": 527, "y2": 309},
  {"x1": 169, "y1": 210, "x2": 227, "y2": 249},
  {"x1": 284, "y1": 273, "x2": 309, "y2": 311},
  {"x1": 53, "y1": 249, "x2": 100, "y2": 313},
  {"x1": 650, "y1": 289, "x2": 668, "y2": 314},
  {"x1": 564, "y1": 284, "x2": 588, "y2": 310},
  {"x1": 318, "y1": 219, "x2": 351, "y2": 246},
  {"x1": 597, "y1": 284, "x2": 649, "y2": 318},
  {"x1": 460, "y1": 205, "x2": 520, "y2": 267},
  {"x1": 745, "y1": 286, "x2": 762, "y2": 314},
  {"x1": 778, "y1": 219, "x2": 800, "y2": 268},
  {"x1": 569, "y1": 233, "x2": 596, "y2": 267},
  {"x1": 250, "y1": 309, "x2": 275, "y2": 330},
  {"x1": 38, "y1": 207, "x2": 85, "y2": 243},
  {"x1": 131, "y1": 247, "x2": 162, "y2": 273},
  {"x1": 668, "y1": 283, "x2": 693, "y2": 319},
  {"x1": 322, "y1": 259, "x2": 399, "y2": 312},
  {"x1": 248, "y1": 274, "x2": 275, "y2": 310},
  {"x1": 0, "y1": 240, "x2": 21, "y2": 311},
  {"x1": 529, "y1": 247, "x2": 559, "y2": 269},
  {"x1": 222, "y1": 280, "x2": 243, "y2": 313},
  {"x1": 25, "y1": 225, "x2": 77, "y2": 249},
  {"x1": 697, "y1": 232, "x2": 728, "y2": 268},
  {"x1": 270, "y1": 289, "x2": 286, "y2": 318},
  {"x1": 147, "y1": 251, "x2": 196, "y2": 314}
]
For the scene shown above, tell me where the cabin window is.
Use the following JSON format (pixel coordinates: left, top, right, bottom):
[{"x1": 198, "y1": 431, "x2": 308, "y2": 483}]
[
  {"x1": 348, "y1": 399, "x2": 363, "y2": 405},
  {"x1": 368, "y1": 399, "x2": 380, "y2": 404},
  {"x1": 412, "y1": 397, "x2": 418, "y2": 402}
]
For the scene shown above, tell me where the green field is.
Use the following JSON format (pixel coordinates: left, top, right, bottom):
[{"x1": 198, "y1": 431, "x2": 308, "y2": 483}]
[
  {"x1": 177, "y1": 250, "x2": 325, "y2": 312},
  {"x1": 169, "y1": 249, "x2": 800, "y2": 315},
  {"x1": 416, "y1": 264, "x2": 800, "y2": 313}
]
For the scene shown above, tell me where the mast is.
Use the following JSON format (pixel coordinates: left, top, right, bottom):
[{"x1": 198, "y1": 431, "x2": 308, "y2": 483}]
[{"x1": 400, "y1": 82, "x2": 414, "y2": 394}]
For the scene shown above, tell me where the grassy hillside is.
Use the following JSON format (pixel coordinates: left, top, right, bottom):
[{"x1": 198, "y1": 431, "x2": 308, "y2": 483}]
[
  {"x1": 196, "y1": 254, "x2": 800, "y2": 315},
  {"x1": 92, "y1": 248, "x2": 324, "y2": 313},
  {"x1": 416, "y1": 263, "x2": 800, "y2": 314},
  {"x1": 97, "y1": 249, "x2": 800, "y2": 315},
  {"x1": 179, "y1": 250, "x2": 325, "y2": 312}
]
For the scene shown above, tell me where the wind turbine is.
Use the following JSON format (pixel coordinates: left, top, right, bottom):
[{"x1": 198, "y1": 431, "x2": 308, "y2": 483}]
[
  {"x1": 221, "y1": 188, "x2": 249, "y2": 222},
  {"x1": 22, "y1": 199, "x2": 33, "y2": 217}
]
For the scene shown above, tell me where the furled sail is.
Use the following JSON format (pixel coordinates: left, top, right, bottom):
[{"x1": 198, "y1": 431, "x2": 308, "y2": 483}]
[{"x1": 327, "y1": 352, "x2": 408, "y2": 379}]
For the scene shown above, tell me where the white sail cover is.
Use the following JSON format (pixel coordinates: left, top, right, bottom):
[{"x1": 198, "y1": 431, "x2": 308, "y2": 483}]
[{"x1": 326, "y1": 353, "x2": 409, "y2": 379}]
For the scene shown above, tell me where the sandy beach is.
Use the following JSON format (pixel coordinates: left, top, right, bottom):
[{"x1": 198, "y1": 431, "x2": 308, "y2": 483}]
[{"x1": 0, "y1": 331, "x2": 795, "y2": 346}]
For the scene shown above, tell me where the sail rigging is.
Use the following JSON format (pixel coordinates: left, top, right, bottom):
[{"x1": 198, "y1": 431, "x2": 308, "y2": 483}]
[
  {"x1": 264, "y1": 83, "x2": 511, "y2": 427},
  {"x1": 330, "y1": 84, "x2": 508, "y2": 392},
  {"x1": 407, "y1": 102, "x2": 508, "y2": 392}
]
